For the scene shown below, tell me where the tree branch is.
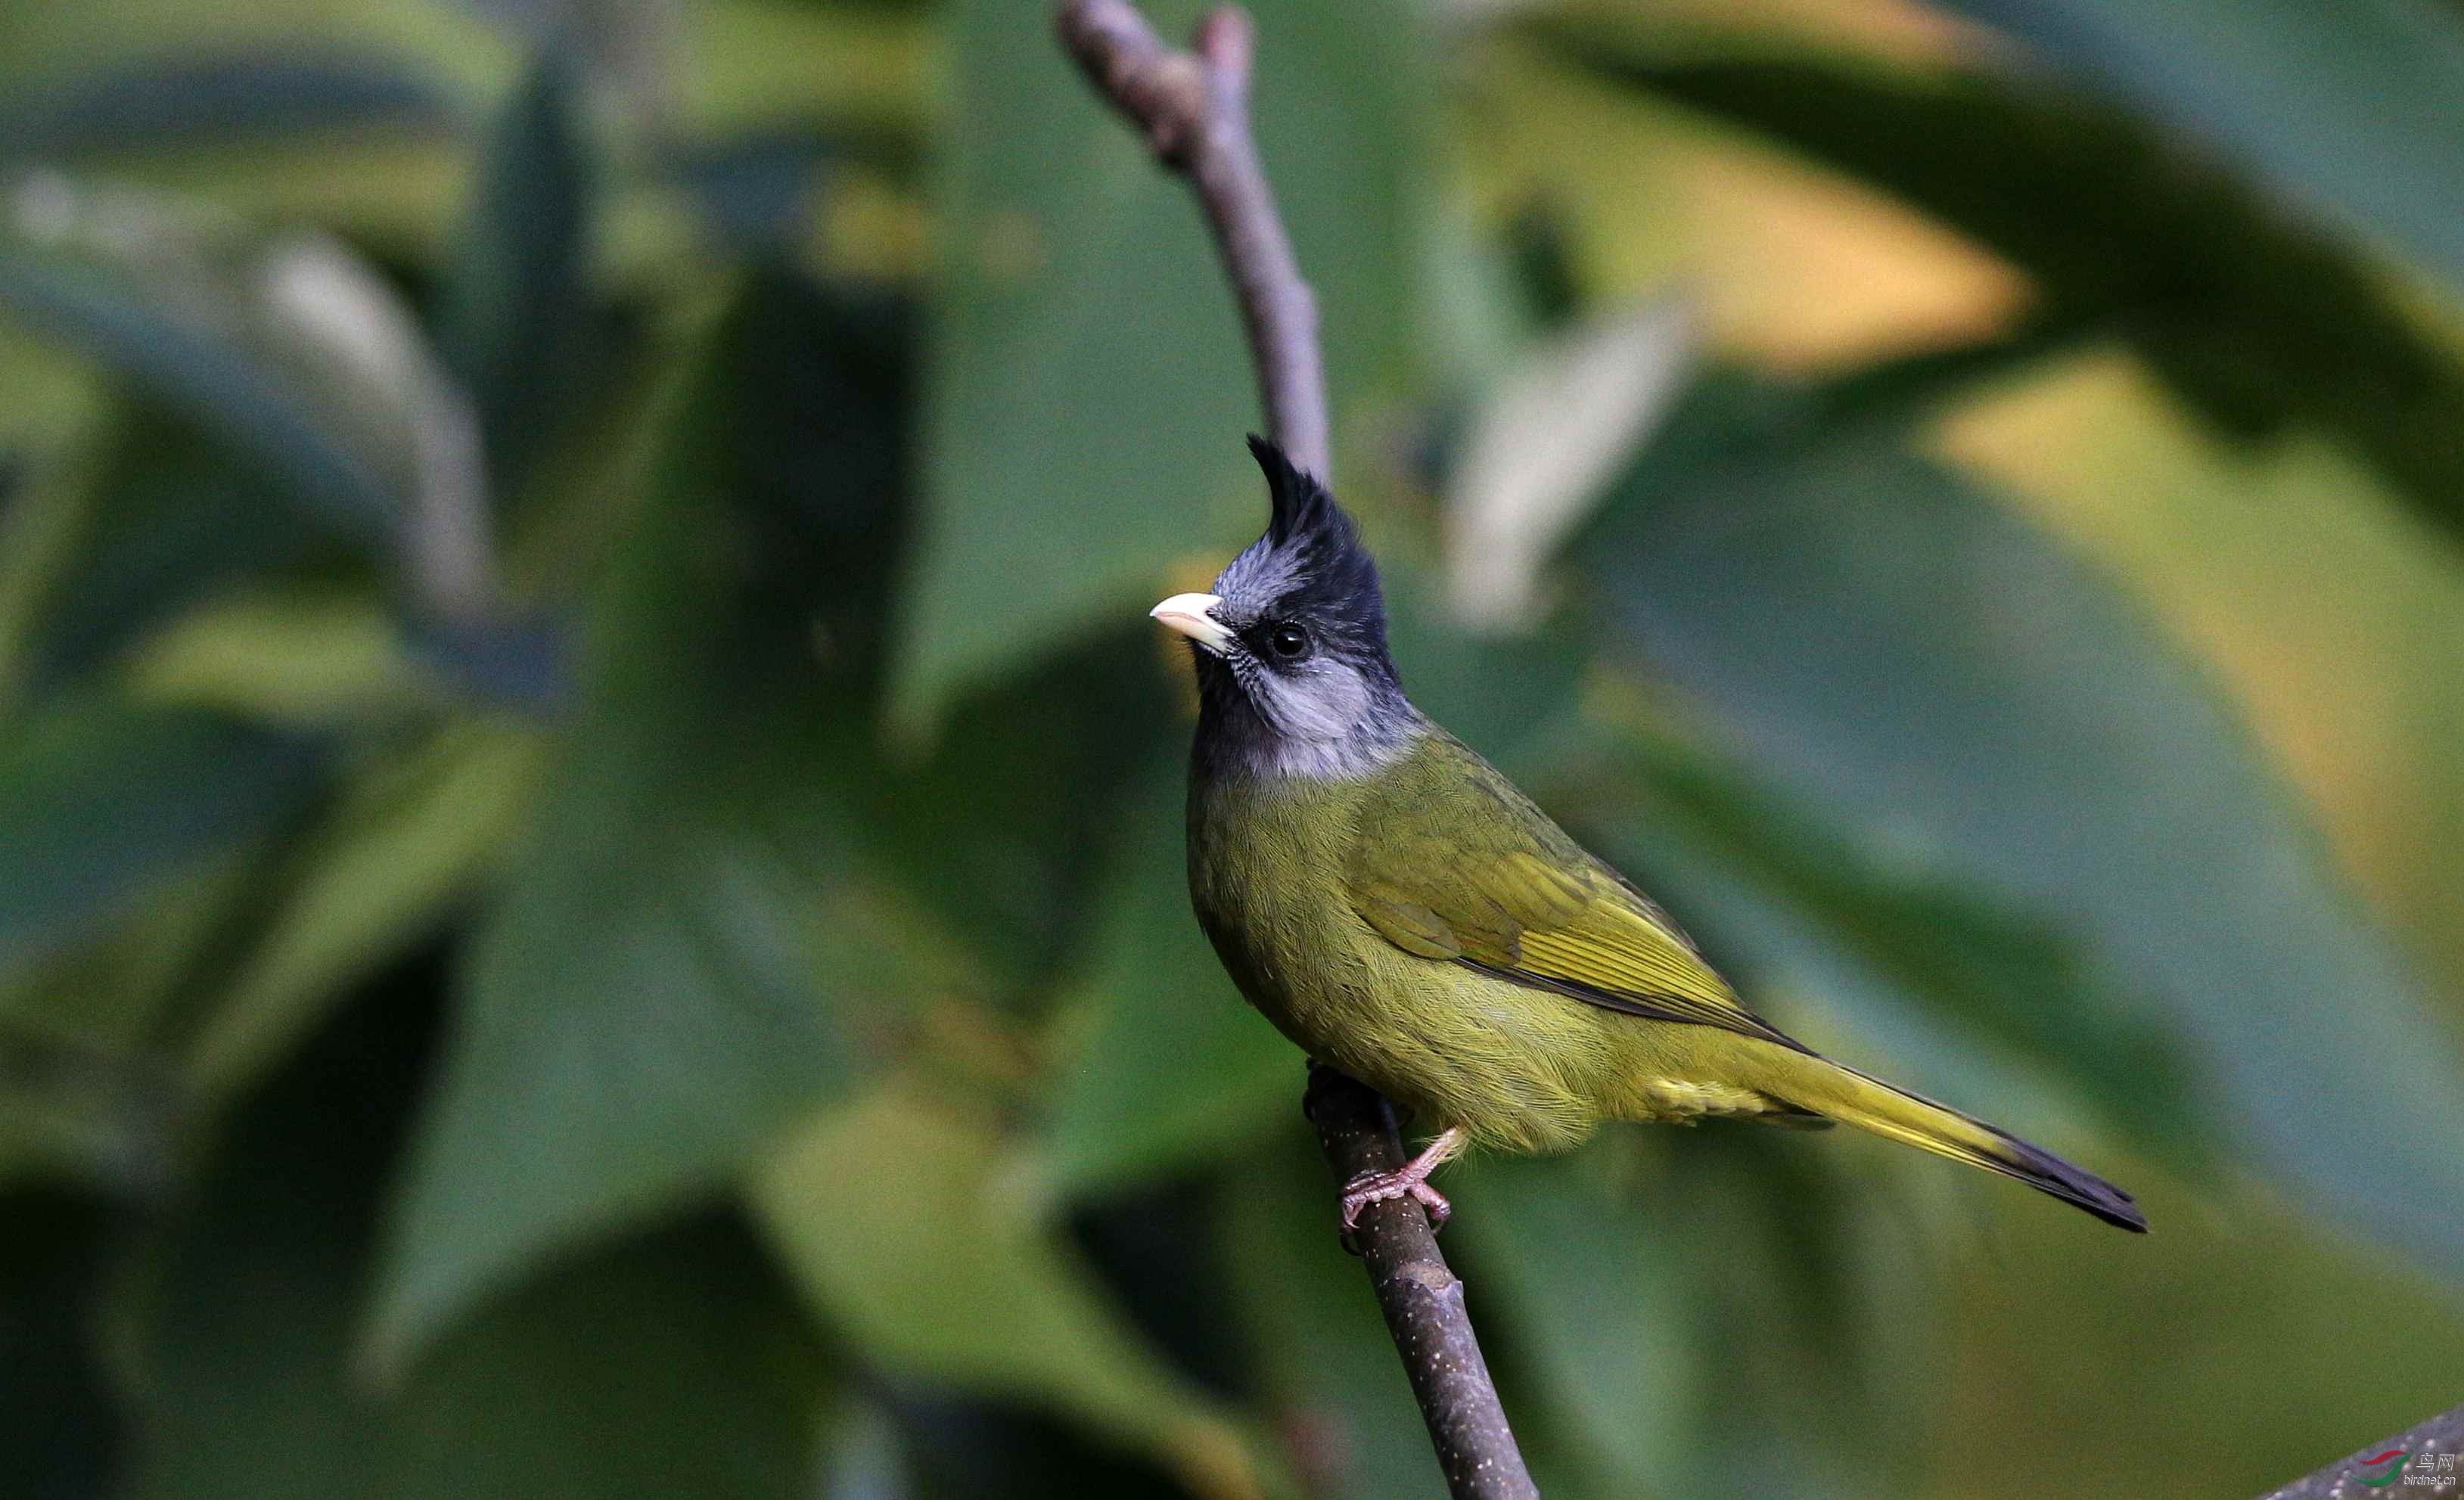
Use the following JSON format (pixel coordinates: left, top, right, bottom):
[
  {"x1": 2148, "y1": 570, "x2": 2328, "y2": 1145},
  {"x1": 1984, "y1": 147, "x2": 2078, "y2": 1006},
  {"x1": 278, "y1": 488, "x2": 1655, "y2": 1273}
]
[
  {"x1": 1055, "y1": 5, "x2": 1537, "y2": 1496},
  {"x1": 2258, "y1": 1402, "x2": 2464, "y2": 1498},
  {"x1": 1057, "y1": 0, "x2": 1328, "y2": 479},
  {"x1": 1304, "y1": 1066, "x2": 1538, "y2": 1499}
]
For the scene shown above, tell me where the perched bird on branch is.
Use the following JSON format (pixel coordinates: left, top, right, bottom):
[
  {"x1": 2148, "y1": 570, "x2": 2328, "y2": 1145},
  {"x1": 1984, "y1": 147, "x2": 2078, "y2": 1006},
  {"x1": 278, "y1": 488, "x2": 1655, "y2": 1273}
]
[{"x1": 1154, "y1": 436, "x2": 2147, "y2": 1234}]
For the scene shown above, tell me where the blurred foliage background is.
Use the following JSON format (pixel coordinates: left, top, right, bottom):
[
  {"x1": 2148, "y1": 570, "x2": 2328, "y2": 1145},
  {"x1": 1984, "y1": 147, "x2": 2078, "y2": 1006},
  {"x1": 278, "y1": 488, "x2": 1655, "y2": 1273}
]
[{"x1": 3, "y1": 0, "x2": 2462, "y2": 1495}]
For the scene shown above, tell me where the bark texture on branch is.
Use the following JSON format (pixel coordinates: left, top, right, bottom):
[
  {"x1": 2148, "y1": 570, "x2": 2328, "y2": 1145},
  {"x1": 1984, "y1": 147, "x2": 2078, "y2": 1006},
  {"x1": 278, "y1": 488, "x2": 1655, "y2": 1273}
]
[
  {"x1": 2259, "y1": 1402, "x2": 2464, "y2": 1498},
  {"x1": 1305, "y1": 1066, "x2": 1538, "y2": 1499},
  {"x1": 1055, "y1": 4, "x2": 1537, "y2": 1496}
]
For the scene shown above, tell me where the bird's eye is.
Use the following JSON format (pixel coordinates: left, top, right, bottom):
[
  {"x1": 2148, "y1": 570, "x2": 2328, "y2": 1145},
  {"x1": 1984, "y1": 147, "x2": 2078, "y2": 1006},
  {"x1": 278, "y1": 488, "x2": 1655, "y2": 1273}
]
[{"x1": 1267, "y1": 623, "x2": 1310, "y2": 659}]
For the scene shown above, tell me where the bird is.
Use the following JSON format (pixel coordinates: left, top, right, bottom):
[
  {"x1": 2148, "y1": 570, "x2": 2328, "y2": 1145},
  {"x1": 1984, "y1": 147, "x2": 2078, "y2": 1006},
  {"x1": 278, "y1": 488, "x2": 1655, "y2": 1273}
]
[{"x1": 1149, "y1": 435, "x2": 2146, "y2": 1236}]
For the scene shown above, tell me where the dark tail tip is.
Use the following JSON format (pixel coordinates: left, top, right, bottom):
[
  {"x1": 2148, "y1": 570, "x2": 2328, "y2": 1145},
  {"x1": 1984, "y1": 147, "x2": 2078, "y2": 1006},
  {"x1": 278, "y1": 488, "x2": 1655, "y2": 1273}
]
[{"x1": 1995, "y1": 1132, "x2": 2149, "y2": 1233}]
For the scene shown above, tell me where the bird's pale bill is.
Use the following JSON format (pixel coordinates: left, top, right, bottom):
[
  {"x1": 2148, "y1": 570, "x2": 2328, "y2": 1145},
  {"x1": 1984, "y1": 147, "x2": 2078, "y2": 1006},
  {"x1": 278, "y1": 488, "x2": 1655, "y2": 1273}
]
[{"x1": 1150, "y1": 592, "x2": 1233, "y2": 654}]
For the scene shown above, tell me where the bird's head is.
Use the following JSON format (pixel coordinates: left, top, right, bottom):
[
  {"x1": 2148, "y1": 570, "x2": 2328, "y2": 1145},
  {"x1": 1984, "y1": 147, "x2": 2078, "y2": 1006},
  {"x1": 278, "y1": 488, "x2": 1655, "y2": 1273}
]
[{"x1": 1151, "y1": 436, "x2": 1417, "y2": 778}]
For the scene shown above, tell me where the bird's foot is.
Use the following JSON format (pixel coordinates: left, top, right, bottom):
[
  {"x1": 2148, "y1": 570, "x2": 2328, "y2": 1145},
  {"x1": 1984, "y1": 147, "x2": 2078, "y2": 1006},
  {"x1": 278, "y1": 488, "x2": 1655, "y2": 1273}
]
[
  {"x1": 1339, "y1": 1169, "x2": 1452, "y2": 1234},
  {"x1": 1331, "y1": 1127, "x2": 1465, "y2": 1252}
]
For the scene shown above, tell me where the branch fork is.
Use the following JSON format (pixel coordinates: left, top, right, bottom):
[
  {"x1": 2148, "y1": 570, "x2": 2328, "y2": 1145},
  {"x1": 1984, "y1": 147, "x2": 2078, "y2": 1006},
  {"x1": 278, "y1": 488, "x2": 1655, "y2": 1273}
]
[{"x1": 1058, "y1": 0, "x2": 1329, "y2": 482}]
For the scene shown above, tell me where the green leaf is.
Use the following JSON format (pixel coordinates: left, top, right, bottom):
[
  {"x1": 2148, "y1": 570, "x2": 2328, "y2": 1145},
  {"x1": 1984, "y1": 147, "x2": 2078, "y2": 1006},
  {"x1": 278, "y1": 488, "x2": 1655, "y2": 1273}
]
[
  {"x1": 1542, "y1": 36, "x2": 2464, "y2": 542},
  {"x1": 864, "y1": 626, "x2": 1181, "y2": 1002},
  {"x1": 1044, "y1": 748, "x2": 1294, "y2": 1199},
  {"x1": 117, "y1": 585, "x2": 446, "y2": 728},
  {"x1": 1452, "y1": 1129, "x2": 1934, "y2": 1498},
  {"x1": 1553, "y1": 726, "x2": 2204, "y2": 1171},
  {"x1": 20, "y1": 410, "x2": 325, "y2": 697},
  {"x1": 1928, "y1": 0, "x2": 2464, "y2": 297},
  {"x1": 127, "y1": 986, "x2": 825, "y2": 1500},
  {"x1": 1447, "y1": 1146, "x2": 1698, "y2": 1498},
  {"x1": 181, "y1": 720, "x2": 542, "y2": 1105},
  {"x1": 437, "y1": 51, "x2": 592, "y2": 485},
  {"x1": 139, "y1": 1219, "x2": 828, "y2": 1500},
  {"x1": 1220, "y1": 1129, "x2": 1430, "y2": 1500},
  {"x1": 374, "y1": 813, "x2": 842, "y2": 1377},
  {"x1": 899, "y1": 0, "x2": 1424, "y2": 727},
  {"x1": 665, "y1": 122, "x2": 915, "y2": 250},
  {"x1": 0, "y1": 698, "x2": 325, "y2": 977},
  {"x1": 0, "y1": 848, "x2": 263, "y2": 1193},
  {"x1": 1381, "y1": 582, "x2": 1589, "y2": 776},
  {"x1": 365, "y1": 1220, "x2": 825, "y2": 1500},
  {"x1": 368, "y1": 269, "x2": 910, "y2": 1370},
  {"x1": 0, "y1": 222, "x2": 398, "y2": 546},
  {"x1": 0, "y1": 49, "x2": 452, "y2": 160},
  {"x1": 0, "y1": 1033, "x2": 175, "y2": 1193},
  {"x1": 750, "y1": 1080, "x2": 1276, "y2": 1500},
  {"x1": 1573, "y1": 374, "x2": 2464, "y2": 1283},
  {"x1": 3, "y1": 174, "x2": 499, "y2": 623}
]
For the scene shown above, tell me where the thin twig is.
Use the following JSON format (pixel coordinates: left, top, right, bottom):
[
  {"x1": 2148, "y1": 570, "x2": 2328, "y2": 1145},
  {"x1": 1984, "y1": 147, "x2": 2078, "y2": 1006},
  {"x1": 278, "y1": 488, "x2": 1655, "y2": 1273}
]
[
  {"x1": 1306, "y1": 1067, "x2": 1538, "y2": 1499},
  {"x1": 1057, "y1": 0, "x2": 1327, "y2": 479},
  {"x1": 2258, "y1": 1401, "x2": 2464, "y2": 1498},
  {"x1": 1055, "y1": 5, "x2": 1537, "y2": 1496}
]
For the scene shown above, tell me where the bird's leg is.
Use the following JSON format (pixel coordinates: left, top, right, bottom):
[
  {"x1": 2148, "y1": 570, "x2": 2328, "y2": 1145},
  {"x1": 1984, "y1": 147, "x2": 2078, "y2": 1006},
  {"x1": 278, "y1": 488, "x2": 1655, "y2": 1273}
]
[{"x1": 1340, "y1": 1126, "x2": 1467, "y2": 1233}]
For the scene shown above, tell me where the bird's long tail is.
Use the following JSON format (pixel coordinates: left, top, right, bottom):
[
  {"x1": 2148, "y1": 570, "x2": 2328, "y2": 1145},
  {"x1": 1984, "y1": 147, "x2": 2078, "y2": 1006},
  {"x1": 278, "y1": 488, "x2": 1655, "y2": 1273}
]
[{"x1": 1760, "y1": 1048, "x2": 2146, "y2": 1231}]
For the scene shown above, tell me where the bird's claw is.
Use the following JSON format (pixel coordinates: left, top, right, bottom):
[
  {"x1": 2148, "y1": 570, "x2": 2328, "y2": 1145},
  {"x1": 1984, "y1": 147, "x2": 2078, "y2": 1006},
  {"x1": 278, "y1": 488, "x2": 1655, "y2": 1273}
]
[{"x1": 1338, "y1": 1169, "x2": 1452, "y2": 1234}]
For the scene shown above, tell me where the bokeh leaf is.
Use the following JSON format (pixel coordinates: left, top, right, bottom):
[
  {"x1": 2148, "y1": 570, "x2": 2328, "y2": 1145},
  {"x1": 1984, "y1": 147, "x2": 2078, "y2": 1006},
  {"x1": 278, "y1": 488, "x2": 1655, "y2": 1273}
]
[
  {"x1": 0, "y1": 199, "x2": 400, "y2": 546},
  {"x1": 1443, "y1": 301, "x2": 1697, "y2": 630},
  {"x1": 1550, "y1": 725, "x2": 2203, "y2": 1170},
  {"x1": 1453, "y1": 1130, "x2": 1936, "y2": 1500},
  {"x1": 750, "y1": 1079, "x2": 1275, "y2": 1500},
  {"x1": 363, "y1": 1222, "x2": 824, "y2": 1500},
  {"x1": 1380, "y1": 585, "x2": 1589, "y2": 778},
  {"x1": 1573, "y1": 373, "x2": 2464, "y2": 1283},
  {"x1": 370, "y1": 269, "x2": 907, "y2": 1369},
  {"x1": 181, "y1": 719, "x2": 542, "y2": 1105},
  {"x1": 899, "y1": 0, "x2": 1422, "y2": 726},
  {"x1": 1928, "y1": 0, "x2": 2464, "y2": 297},
  {"x1": 3, "y1": 174, "x2": 502, "y2": 626},
  {"x1": 129, "y1": 980, "x2": 824, "y2": 1500},
  {"x1": 0, "y1": 49, "x2": 452, "y2": 162},
  {"x1": 0, "y1": 845, "x2": 263, "y2": 1074},
  {"x1": 1546, "y1": 36, "x2": 2464, "y2": 542},
  {"x1": 119, "y1": 585, "x2": 443, "y2": 727},
  {"x1": 1221, "y1": 1129, "x2": 1429, "y2": 1500},
  {"x1": 1044, "y1": 747, "x2": 1294, "y2": 1200},
  {"x1": 864, "y1": 626, "x2": 1180, "y2": 1002},
  {"x1": 665, "y1": 122, "x2": 911, "y2": 253},
  {"x1": 436, "y1": 51, "x2": 591, "y2": 486},
  {"x1": 0, "y1": 698, "x2": 325, "y2": 977},
  {"x1": 1448, "y1": 1146, "x2": 1698, "y2": 1498},
  {"x1": 16, "y1": 411, "x2": 325, "y2": 697}
]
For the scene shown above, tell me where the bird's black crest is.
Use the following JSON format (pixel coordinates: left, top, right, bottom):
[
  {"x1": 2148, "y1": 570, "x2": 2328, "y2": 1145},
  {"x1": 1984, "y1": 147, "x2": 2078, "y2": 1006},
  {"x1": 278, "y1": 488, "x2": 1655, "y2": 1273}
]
[
  {"x1": 1239, "y1": 433, "x2": 1389, "y2": 660},
  {"x1": 1188, "y1": 437, "x2": 1411, "y2": 773},
  {"x1": 1250, "y1": 433, "x2": 1340, "y2": 547}
]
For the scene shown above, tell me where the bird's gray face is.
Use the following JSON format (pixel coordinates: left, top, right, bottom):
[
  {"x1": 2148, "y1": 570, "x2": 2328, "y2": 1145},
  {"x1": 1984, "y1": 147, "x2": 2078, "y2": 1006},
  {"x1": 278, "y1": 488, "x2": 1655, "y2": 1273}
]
[
  {"x1": 1153, "y1": 562, "x2": 1384, "y2": 750},
  {"x1": 1151, "y1": 439, "x2": 1418, "y2": 780}
]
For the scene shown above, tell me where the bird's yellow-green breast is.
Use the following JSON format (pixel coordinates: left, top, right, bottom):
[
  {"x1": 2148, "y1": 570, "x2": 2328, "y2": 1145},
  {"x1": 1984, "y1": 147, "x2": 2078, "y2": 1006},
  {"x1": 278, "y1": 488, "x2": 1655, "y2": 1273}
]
[{"x1": 1190, "y1": 725, "x2": 1794, "y2": 1154}]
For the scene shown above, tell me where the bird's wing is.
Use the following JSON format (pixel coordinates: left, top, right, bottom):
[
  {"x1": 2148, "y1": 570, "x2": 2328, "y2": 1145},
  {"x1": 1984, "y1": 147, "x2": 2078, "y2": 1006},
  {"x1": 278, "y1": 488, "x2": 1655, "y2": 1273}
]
[{"x1": 1346, "y1": 741, "x2": 1802, "y2": 1051}]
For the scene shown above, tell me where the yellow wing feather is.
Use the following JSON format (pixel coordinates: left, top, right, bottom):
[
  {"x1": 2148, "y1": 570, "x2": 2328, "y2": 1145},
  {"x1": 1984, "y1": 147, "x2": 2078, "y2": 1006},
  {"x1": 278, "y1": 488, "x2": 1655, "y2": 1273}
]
[{"x1": 1347, "y1": 734, "x2": 1803, "y2": 1051}]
